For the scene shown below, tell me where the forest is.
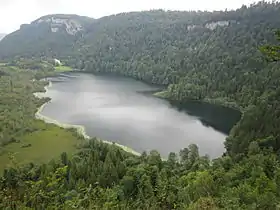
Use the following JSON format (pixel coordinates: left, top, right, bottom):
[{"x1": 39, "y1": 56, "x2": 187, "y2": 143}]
[{"x1": 1, "y1": 1, "x2": 280, "y2": 209}]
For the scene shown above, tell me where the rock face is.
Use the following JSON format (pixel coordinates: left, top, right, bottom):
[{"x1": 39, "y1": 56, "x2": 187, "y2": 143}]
[
  {"x1": 33, "y1": 15, "x2": 87, "y2": 35},
  {"x1": 205, "y1": 21, "x2": 230, "y2": 30},
  {"x1": 187, "y1": 20, "x2": 236, "y2": 31}
]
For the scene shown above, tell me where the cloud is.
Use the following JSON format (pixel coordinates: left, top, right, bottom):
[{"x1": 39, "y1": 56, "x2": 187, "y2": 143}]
[{"x1": 0, "y1": 0, "x2": 17, "y2": 7}]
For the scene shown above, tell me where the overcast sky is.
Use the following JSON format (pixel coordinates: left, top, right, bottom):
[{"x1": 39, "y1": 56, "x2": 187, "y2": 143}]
[{"x1": 0, "y1": 0, "x2": 260, "y2": 33}]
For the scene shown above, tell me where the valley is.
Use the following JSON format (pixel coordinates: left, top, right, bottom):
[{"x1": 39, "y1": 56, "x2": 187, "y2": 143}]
[{"x1": 1, "y1": 1, "x2": 280, "y2": 209}]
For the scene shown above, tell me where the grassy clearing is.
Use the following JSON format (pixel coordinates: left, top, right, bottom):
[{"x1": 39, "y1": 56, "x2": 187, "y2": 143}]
[
  {"x1": 0, "y1": 121, "x2": 82, "y2": 173},
  {"x1": 54, "y1": 65, "x2": 73, "y2": 72}
]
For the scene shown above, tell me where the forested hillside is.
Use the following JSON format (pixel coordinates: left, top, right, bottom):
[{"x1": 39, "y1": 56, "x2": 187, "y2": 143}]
[
  {"x1": 73, "y1": 2, "x2": 280, "y2": 108},
  {"x1": 0, "y1": 14, "x2": 93, "y2": 59}
]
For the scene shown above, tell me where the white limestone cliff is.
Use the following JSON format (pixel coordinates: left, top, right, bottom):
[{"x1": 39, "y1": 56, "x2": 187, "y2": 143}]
[
  {"x1": 187, "y1": 20, "x2": 237, "y2": 31},
  {"x1": 35, "y1": 16, "x2": 84, "y2": 35}
]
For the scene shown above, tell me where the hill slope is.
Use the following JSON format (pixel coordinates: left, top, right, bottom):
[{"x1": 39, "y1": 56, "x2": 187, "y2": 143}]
[{"x1": 0, "y1": 14, "x2": 93, "y2": 59}]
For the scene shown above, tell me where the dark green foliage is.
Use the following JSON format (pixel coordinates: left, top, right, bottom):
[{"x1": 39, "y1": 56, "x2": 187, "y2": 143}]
[
  {"x1": 1, "y1": 138, "x2": 280, "y2": 209},
  {"x1": 0, "y1": 66, "x2": 50, "y2": 147},
  {"x1": 7, "y1": 58, "x2": 55, "y2": 71},
  {"x1": 73, "y1": 2, "x2": 280, "y2": 107}
]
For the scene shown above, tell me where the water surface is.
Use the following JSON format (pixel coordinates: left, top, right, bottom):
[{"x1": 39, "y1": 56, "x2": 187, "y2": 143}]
[{"x1": 40, "y1": 73, "x2": 240, "y2": 158}]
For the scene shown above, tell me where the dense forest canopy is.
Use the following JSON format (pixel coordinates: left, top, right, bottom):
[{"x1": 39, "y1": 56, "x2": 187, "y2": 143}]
[{"x1": 1, "y1": 1, "x2": 280, "y2": 209}]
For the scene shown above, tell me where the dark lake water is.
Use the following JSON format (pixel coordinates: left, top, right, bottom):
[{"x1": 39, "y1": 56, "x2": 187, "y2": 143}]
[{"x1": 40, "y1": 73, "x2": 241, "y2": 158}]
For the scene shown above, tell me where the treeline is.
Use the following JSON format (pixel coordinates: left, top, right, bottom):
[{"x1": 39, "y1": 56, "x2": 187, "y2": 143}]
[
  {"x1": 1, "y1": 138, "x2": 280, "y2": 209},
  {"x1": 6, "y1": 59, "x2": 55, "y2": 71},
  {"x1": 0, "y1": 66, "x2": 49, "y2": 147}
]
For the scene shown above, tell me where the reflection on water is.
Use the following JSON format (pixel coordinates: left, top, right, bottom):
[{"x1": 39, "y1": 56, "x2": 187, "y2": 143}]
[
  {"x1": 170, "y1": 101, "x2": 241, "y2": 134},
  {"x1": 41, "y1": 73, "x2": 240, "y2": 158}
]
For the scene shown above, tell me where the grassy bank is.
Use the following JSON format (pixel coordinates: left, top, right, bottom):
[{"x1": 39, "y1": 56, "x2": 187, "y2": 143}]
[
  {"x1": 54, "y1": 65, "x2": 73, "y2": 72},
  {"x1": 0, "y1": 67, "x2": 83, "y2": 173},
  {"x1": 0, "y1": 122, "x2": 80, "y2": 172}
]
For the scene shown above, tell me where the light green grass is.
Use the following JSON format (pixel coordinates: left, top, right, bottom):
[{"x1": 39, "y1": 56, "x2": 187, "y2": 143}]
[
  {"x1": 54, "y1": 65, "x2": 73, "y2": 72},
  {"x1": 153, "y1": 90, "x2": 169, "y2": 98},
  {"x1": 0, "y1": 122, "x2": 81, "y2": 173}
]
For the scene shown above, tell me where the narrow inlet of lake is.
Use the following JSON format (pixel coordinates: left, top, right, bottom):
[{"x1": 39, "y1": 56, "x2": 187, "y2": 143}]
[{"x1": 40, "y1": 73, "x2": 241, "y2": 158}]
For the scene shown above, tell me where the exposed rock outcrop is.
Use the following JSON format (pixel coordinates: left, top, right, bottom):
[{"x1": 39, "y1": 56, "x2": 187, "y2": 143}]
[
  {"x1": 187, "y1": 20, "x2": 238, "y2": 31},
  {"x1": 33, "y1": 15, "x2": 88, "y2": 35}
]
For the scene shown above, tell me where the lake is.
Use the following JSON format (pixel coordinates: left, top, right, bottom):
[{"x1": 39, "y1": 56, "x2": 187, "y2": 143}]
[{"x1": 40, "y1": 73, "x2": 241, "y2": 158}]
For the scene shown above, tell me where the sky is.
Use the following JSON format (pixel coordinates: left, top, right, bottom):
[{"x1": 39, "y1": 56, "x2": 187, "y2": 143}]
[{"x1": 0, "y1": 0, "x2": 259, "y2": 33}]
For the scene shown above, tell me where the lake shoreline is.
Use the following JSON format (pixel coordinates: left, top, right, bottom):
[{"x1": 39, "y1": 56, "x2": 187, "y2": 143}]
[
  {"x1": 34, "y1": 80, "x2": 141, "y2": 156},
  {"x1": 32, "y1": 72, "x2": 240, "y2": 158},
  {"x1": 80, "y1": 70, "x2": 242, "y2": 113},
  {"x1": 153, "y1": 90, "x2": 243, "y2": 113}
]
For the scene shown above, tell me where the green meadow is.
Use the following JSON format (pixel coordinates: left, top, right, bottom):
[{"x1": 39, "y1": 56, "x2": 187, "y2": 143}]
[
  {"x1": 54, "y1": 65, "x2": 73, "y2": 72},
  {"x1": 0, "y1": 123, "x2": 81, "y2": 172},
  {"x1": 0, "y1": 65, "x2": 82, "y2": 173}
]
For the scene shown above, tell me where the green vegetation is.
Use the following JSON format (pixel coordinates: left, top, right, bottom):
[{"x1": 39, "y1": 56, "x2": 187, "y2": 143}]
[
  {"x1": 1, "y1": 135, "x2": 280, "y2": 209},
  {"x1": 6, "y1": 58, "x2": 55, "y2": 71},
  {"x1": 72, "y1": 2, "x2": 280, "y2": 109},
  {"x1": 1, "y1": 1, "x2": 280, "y2": 209},
  {"x1": 54, "y1": 65, "x2": 72, "y2": 72},
  {"x1": 0, "y1": 124, "x2": 79, "y2": 172},
  {"x1": 0, "y1": 66, "x2": 82, "y2": 173}
]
